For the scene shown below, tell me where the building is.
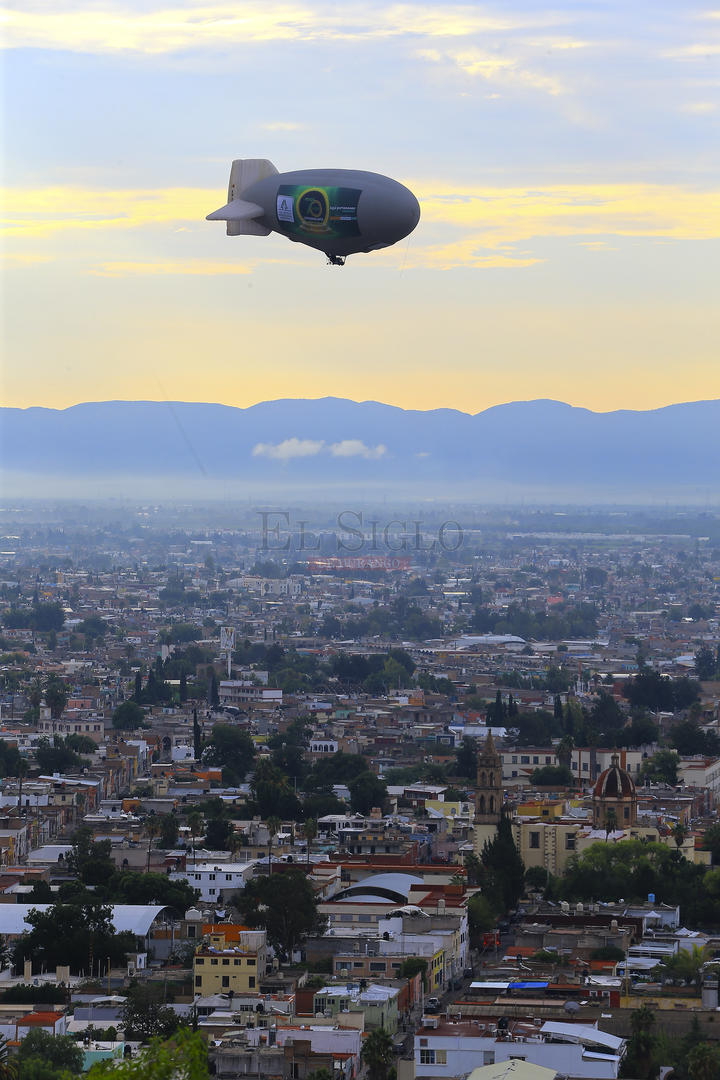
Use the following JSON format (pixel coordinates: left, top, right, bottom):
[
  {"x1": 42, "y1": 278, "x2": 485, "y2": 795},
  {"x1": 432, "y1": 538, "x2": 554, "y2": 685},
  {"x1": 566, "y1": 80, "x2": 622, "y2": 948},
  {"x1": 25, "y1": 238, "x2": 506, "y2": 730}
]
[
  {"x1": 170, "y1": 861, "x2": 256, "y2": 903},
  {"x1": 592, "y1": 754, "x2": 637, "y2": 831},
  {"x1": 193, "y1": 927, "x2": 267, "y2": 996},
  {"x1": 218, "y1": 682, "x2": 282, "y2": 707},
  {"x1": 414, "y1": 1017, "x2": 624, "y2": 1079},
  {"x1": 475, "y1": 732, "x2": 503, "y2": 852}
]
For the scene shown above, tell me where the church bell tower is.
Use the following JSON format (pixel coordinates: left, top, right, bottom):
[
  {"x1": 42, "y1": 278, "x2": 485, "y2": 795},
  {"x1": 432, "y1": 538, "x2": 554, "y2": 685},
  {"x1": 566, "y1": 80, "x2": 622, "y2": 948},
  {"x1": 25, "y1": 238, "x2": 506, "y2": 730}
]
[{"x1": 474, "y1": 730, "x2": 502, "y2": 852}]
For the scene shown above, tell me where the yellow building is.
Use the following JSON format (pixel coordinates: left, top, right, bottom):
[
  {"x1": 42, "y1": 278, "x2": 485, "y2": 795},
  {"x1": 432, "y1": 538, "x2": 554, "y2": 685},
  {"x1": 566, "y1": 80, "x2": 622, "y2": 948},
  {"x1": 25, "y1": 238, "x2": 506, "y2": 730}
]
[
  {"x1": 513, "y1": 818, "x2": 584, "y2": 876},
  {"x1": 193, "y1": 927, "x2": 267, "y2": 996},
  {"x1": 516, "y1": 799, "x2": 565, "y2": 820}
]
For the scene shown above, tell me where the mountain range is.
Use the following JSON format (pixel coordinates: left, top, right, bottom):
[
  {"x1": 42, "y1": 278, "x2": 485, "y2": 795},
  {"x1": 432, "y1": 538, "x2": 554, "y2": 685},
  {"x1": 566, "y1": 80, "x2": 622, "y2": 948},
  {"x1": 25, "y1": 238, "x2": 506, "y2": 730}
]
[{"x1": 2, "y1": 397, "x2": 718, "y2": 502}]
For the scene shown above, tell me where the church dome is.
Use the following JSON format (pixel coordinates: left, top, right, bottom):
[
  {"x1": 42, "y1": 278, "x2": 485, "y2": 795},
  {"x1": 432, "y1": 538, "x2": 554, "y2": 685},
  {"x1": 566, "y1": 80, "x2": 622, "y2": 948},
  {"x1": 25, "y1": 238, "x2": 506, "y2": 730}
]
[{"x1": 593, "y1": 754, "x2": 636, "y2": 799}]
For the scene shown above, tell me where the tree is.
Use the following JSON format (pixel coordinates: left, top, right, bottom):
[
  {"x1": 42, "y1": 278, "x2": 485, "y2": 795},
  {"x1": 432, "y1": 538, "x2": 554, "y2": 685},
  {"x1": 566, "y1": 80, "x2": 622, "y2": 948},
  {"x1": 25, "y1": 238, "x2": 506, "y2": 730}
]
[
  {"x1": 640, "y1": 749, "x2": 680, "y2": 786},
  {"x1": 145, "y1": 815, "x2": 162, "y2": 872},
  {"x1": 85, "y1": 1028, "x2": 209, "y2": 1080},
  {"x1": 0, "y1": 1035, "x2": 16, "y2": 1080},
  {"x1": 525, "y1": 865, "x2": 549, "y2": 891},
  {"x1": 467, "y1": 894, "x2": 496, "y2": 945},
  {"x1": 17, "y1": 1030, "x2": 83, "y2": 1076},
  {"x1": 202, "y1": 724, "x2": 255, "y2": 782},
  {"x1": 192, "y1": 709, "x2": 202, "y2": 760},
  {"x1": 360, "y1": 1028, "x2": 395, "y2": 1080},
  {"x1": 122, "y1": 983, "x2": 180, "y2": 1042},
  {"x1": 112, "y1": 700, "x2": 145, "y2": 731},
  {"x1": 204, "y1": 815, "x2": 234, "y2": 852},
  {"x1": 694, "y1": 647, "x2": 717, "y2": 681},
  {"x1": 304, "y1": 817, "x2": 318, "y2": 867},
  {"x1": 209, "y1": 669, "x2": 219, "y2": 708},
  {"x1": 348, "y1": 772, "x2": 388, "y2": 815},
  {"x1": 159, "y1": 813, "x2": 180, "y2": 849},
  {"x1": 44, "y1": 676, "x2": 68, "y2": 720},
  {"x1": 187, "y1": 812, "x2": 204, "y2": 858},
  {"x1": 35, "y1": 736, "x2": 89, "y2": 775},
  {"x1": 701, "y1": 823, "x2": 720, "y2": 864},
  {"x1": 661, "y1": 944, "x2": 709, "y2": 990},
  {"x1": 687, "y1": 1042, "x2": 720, "y2": 1080},
  {"x1": 454, "y1": 738, "x2": 477, "y2": 780},
  {"x1": 66, "y1": 826, "x2": 116, "y2": 885},
  {"x1": 233, "y1": 870, "x2": 325, "y2": 962},
  {"x1": 266, "y1": 815, "x2": 282, "y2": 874},
  {"x1": 13, "y1": 902, "x2": 134, "y2": 975},
  {"x1": 621, "y1": 1003, "x2": 657, "y2": 1079},
  {"x1": 530, "y1": 764, "x2": 573, "y2": 787},
  {"x1": 398, "y1": 957, "x2": 428, "y2": 984},
  {"x1": 105, "y1": 871, "x2": 197, "y2": 914},
  {"x1": 605, "y1": 807, "x2": 618, "y2": 839},
  {"x1": 482, "y1": 814, "x2": 525, "y2": 912},
  {"x1": 65, "y1": 733, "x2": 97, "y2": 754}
]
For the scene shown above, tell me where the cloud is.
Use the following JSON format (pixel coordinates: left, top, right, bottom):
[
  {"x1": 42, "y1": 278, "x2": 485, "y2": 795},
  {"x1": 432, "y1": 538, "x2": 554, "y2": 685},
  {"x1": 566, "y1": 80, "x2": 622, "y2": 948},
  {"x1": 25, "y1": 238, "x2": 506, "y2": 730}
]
[
  {"x1": 421, "y1": 45, "x2": 565, "y2": 97},
  {"x1": 329, "y1": 440, "x2": 386, "y2": 459},
  {"x1": 252, "y1": 438, "x2": 325, "y2": 461},
  {"x1": 4, "y1": 181, "x2": 720, "y2": 271},
  {"x1": 93, "y1": 259, "x2": 251, "y2": 276},
  {"x1": 261, "y1": 121, "x2": 305, "y2": 131},
  {"x1": 679, "y1": 101, "x2": 718, "y2": 114},
  {"x1": 3, "y1": 253, "x2": 53, "y2": 266},
  {"x1": 1, "y1": 4, "x2": 564, "y2": 55}
]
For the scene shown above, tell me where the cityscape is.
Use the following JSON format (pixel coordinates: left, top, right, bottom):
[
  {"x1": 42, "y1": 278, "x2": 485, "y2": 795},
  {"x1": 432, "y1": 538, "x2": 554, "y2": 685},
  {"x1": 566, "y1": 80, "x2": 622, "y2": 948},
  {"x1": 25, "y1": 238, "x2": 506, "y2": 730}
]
[
  {"x1": 3, "y1": 0, "x2": 720, "y2": 1078},
  {"x1": 0, "y1": 503, "x2": 718, "y2": 1078}
]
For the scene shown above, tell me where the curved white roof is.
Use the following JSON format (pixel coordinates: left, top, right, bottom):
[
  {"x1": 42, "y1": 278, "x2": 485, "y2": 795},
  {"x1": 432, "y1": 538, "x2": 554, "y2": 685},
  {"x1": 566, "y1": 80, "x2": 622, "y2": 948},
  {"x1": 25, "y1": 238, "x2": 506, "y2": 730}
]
[
  {"x1": 0, "y1": 904, "x2": 167, "y2": 937},
  {"x1": 334, "y1": 873, "x2": 424, "y2": 903}
]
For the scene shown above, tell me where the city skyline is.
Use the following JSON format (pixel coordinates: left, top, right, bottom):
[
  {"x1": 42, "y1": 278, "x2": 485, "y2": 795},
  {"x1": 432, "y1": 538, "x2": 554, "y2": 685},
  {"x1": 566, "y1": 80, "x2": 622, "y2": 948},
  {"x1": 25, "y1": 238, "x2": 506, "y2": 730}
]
[{"x1": 3, "y1": 1, "x2": 720, "y2": 413}]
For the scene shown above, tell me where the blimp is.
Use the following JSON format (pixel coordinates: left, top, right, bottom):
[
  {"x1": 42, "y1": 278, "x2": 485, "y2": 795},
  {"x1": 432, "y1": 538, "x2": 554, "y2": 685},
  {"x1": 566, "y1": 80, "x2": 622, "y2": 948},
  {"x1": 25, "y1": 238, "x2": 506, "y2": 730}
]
[{"x1": 207, "y1": 159, "x2": 420, "y2": 265}]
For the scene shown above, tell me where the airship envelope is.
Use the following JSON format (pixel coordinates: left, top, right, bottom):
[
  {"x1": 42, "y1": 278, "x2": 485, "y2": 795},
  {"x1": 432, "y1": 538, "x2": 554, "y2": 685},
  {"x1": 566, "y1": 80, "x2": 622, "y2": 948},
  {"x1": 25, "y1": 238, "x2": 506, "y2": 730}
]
[{"x1": 207, "y1": 158, "x2": 420, "y2": 265}]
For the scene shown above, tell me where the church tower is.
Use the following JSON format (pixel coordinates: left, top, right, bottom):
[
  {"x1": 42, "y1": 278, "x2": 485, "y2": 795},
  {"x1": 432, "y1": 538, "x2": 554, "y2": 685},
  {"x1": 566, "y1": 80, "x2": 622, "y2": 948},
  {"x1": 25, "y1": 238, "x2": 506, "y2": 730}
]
[
  {"x1": 592, "y1": 752, "x2": 637, "y2": 833},
  {"x1": 474, "y1": 731, "x2": 503, "y2": 853}
]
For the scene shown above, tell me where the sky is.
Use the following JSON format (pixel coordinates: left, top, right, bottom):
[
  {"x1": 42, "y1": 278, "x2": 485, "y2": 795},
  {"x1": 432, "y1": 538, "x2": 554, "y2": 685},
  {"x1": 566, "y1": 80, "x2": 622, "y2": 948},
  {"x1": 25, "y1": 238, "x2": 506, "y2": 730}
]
[{"x1": 2, "y1": 0, "x2": 720, "y2": 414}]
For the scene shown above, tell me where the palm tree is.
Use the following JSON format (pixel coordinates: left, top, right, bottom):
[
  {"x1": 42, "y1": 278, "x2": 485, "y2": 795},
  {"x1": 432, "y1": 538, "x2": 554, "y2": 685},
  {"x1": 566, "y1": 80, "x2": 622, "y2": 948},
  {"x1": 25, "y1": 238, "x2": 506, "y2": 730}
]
[
  {"x1": 687, "y1": 1041, "x2": 720, "y2": 1080},
  {"x1": 15, "y1": 759, "x2": 27, "y2": 816},
  {"x1": 305, "y1": 818, "x2": 318, "y2": 868},
  {"x1": 673, "y1": 821, "x2": 687, "y2": 849},
  {"x1": 188, "y1": 812, "x2": 204, "y2": 862},
  {"x1": 144, "y1": 814, "x2": 162, "y2": 872},
  {"x1": 266, "y1": 816, "x2": 282, "y2": 875},
  {"x1": 0, "y1": 1034, "x2": 17, "y2": 1080},
  {"x1": 604, "y1": 807, "x2": 618, "y2": 840},
  {"x1": 556, "y1": 734, "x2": 574, "y2": 773},
  {"x1": 360, "y1": 1028, "x2": 394, "y2": 1080}
]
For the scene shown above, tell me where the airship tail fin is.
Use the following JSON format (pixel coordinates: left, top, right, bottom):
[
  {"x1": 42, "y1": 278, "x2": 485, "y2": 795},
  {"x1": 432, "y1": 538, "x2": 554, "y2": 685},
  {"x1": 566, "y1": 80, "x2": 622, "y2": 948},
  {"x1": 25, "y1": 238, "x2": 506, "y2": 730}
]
[{"x1": 207, "y1": 158, "x2": 278, "y2": 236}]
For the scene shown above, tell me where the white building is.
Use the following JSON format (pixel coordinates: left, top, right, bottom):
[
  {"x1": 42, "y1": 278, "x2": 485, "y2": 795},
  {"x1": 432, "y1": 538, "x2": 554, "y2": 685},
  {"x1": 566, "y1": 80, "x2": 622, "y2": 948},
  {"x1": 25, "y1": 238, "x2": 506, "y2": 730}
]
[
  {"x1": 170, "y1": 861, "x2": 257, "y2": 902},
  {"x1": 414, "y1": 1018, "x2": 624, "y2": 1080},
  {"x1": 218, "y1": 682, "x2": 282, "y2": 707}
]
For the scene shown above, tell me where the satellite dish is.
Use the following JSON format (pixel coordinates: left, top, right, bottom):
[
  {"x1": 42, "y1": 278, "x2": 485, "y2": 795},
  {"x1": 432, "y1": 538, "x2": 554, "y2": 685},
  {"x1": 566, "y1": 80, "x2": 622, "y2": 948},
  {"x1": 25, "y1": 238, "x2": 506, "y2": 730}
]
[{"x1": 564, "y1": 1000, "x2": 580, "y2": 1015}]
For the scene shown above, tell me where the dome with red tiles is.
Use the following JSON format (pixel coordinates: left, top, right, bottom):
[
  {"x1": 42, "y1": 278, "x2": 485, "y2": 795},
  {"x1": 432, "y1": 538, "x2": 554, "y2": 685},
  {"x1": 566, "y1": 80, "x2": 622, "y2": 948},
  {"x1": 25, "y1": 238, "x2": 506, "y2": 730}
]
[{"x1": 593, "y1": 754, "x2": 636, "y2": 800}]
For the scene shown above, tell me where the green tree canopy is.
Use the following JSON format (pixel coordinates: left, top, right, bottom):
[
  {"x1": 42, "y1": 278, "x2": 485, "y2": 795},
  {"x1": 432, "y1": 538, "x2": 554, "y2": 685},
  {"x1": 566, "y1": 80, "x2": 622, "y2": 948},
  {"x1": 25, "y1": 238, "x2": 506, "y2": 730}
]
[
  {"x1": 348, "y1": 772, "x2": 388, "y2": 815},
  {"x1": 112, "y1": 700, "x2": 146, "y2": 731},
  {"x1": 13, "y1": 902, "x2": 134, "y2": 975},
  {"x1": 203, "y1": 724, "x2": 255, "y2": 782},
  {"x1": 122, "y1": 983, "x2": 180, "y2": 1042},
  {"x1": 360, "y1": 1028, "x2": 395, "y2": 1080},
  {"x1": 232, "y1": 870, "x2": 326, "y2": 961},
  {"x1": 86, "y1": 1028, "x2": 209, "y2": 1080},
  {"x1": 18, "y1": 1029, "x2": 83, "y2": 1080}
]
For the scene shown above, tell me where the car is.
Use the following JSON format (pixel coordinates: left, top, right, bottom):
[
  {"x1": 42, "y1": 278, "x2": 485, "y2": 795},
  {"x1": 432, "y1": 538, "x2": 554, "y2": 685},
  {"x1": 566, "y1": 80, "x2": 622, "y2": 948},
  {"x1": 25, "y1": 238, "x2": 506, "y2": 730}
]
[
  {"x1": 463, "y1": 968, "x2": 474, "y2": 979},
  {"x1": 426, "y1": 997, "x2": 440, "y2": 1012}
]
